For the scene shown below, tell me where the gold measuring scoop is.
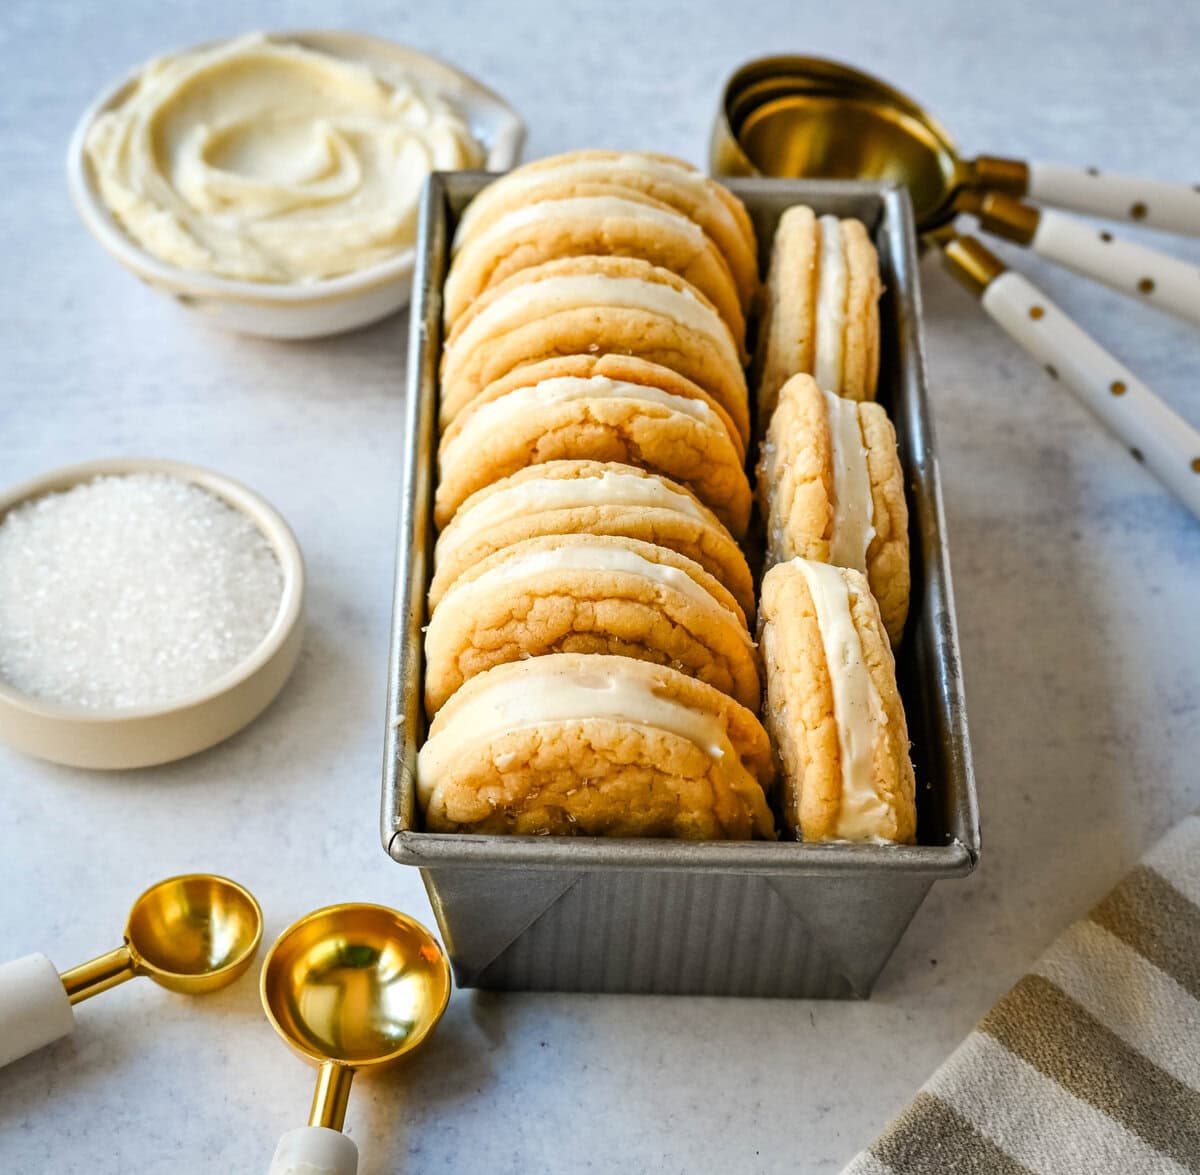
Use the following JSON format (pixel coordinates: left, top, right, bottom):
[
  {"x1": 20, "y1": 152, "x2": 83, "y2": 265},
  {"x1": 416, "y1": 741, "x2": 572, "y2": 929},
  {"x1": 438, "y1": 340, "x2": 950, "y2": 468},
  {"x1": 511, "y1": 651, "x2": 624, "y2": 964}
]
[
  {"x1": 260, "y1": 903, "x2": 452, "y2": 1175},
  {"x1": 712, "y1": 55, "x2": 1200, "y2": 519},
  {"x1": 0, "y1": 873, "x2": 262, "y2": 1068},
  {"x1": 715, "y1": 55, "x2": 1200, "y2": 236},
  {"x1": 713, "y1": 55, "x2": 1200, "y2": 327}
]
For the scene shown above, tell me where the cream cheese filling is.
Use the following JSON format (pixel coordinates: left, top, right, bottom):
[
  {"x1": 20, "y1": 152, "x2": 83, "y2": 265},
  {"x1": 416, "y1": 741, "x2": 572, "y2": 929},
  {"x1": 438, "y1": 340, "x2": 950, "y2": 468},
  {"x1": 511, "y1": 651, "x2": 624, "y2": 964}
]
[
  {"x1": 455, "y1": 195, "x2": 705, "y2": 257},
  {"x1": 436, "y1": 471, "x2": 710, "y2": 568},
  {"x1": 416, "y1": 657, "x2": 736, "y2": 802},
  {"x1": 813, "y1": 216, "x2": 848, "y2": 393},
  {"x1": 792, "y1": 559, "x2": 890, "y2": 839},
  {"x1": 84, "y1": 33, "x2": 482, "y2": 283},
  {"x1": 822, "y1": 390, "x2": 876, "y2": 572},
  {"x1": 445, "y1": 195, "x2": 705, "y2": 315},
  {"x1": 439, "y1": 376, "x2": 720, "y2": 472},
  {"x1": 435, "y1": 541, "x2": 752, "y2": 646},
  {"x1": 447, "y1": 274, "x2": 739, "y2": 370},
  {"x1": 453, "y1": 154, "x2": 739, "y2": 248}
]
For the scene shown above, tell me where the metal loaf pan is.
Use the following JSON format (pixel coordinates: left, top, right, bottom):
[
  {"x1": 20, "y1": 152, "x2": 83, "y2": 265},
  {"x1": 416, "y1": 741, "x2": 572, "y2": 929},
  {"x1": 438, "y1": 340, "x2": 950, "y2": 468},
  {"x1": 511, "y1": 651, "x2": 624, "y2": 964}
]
[{"x1": 382, "y1": 172, "x2": 980, "y2": 998}]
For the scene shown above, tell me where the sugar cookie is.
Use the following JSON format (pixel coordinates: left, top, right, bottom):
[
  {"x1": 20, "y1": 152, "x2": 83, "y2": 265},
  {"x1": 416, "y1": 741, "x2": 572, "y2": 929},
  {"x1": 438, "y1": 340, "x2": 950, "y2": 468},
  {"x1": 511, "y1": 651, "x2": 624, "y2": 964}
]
[
  {"x1": 418, "y1": 653, "x2": 775, "y2": 839},
  {"x1": 758, "y1": 558, "x2": 915, "y2": 843}
]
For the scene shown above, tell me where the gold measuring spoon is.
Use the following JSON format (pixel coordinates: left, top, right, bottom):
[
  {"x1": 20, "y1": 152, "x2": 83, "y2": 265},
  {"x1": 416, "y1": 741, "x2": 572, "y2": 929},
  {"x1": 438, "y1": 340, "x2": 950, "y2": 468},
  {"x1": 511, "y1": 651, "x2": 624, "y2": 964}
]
[
  {"x1": 260, "y1": 903, "x2": 452, "y2": 1175},
  {"x1": 713, "y1": 56, "x2": 1200, "y2": 327},
  {"x1": 0, "y1": 873, "x2": 262, "y2": 1068},
  {"x1": 715, "y1": 55, "x2": 1200, "y2": 235},
  {"x1": 712, "y1": 56, "x2": 1200, "y2": 518}
]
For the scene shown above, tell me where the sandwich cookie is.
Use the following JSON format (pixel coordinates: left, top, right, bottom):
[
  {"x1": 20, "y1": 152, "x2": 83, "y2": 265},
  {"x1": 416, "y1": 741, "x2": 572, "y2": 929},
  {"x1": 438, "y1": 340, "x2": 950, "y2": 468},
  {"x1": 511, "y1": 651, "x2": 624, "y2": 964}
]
[
  {"x1": 438, "y1": 255, "x2": 749, "y2": 437},
  {"x1": 430, "y1": 460, "x2": 756, "y2": 621},
  {"x1": 443, "y1": 191, "x2": 746, "y2": 344},
  {"x1": 452, "y1": 150, "x2": 759, "y2": 316},
  {"x1": 758, "y1": 373, "x2": 909, "y2": 645},
  {"x1": 434, "y1": 354, "x2": 752, "y2": 536},
  {"x1": 423, "y1": 533, "x2": 760, "y2": 716},
  {"x1": 417, "y1": 653, "x2": 776, "y2": 839},
  {"x1": 758, "y1": 558, "x2": 916, "y2": 844},
  {"x1": 755, "y1": 205, "x2": 883, "y2": 419}
]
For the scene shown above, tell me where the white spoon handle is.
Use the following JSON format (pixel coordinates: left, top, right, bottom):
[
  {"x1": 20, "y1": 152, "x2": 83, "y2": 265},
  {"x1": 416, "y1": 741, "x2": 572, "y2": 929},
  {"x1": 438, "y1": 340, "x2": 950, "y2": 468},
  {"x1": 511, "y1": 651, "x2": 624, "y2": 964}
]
[
  {"x1": 1028, "y1": 162, "x2": 1200, "y2": 237},
  {"x1": 268, "y1": 1126, "x2": 358, "y2": 1175},
  {"x1": 1031, "y1": 210, "x2": 1200, "y2": 327},
  {"x1": 981, "y1": 271, "x2": 1200, "y2": 518},
  {"x1": 0, "y1": 953, "x2": 75, "y2": 1067}
]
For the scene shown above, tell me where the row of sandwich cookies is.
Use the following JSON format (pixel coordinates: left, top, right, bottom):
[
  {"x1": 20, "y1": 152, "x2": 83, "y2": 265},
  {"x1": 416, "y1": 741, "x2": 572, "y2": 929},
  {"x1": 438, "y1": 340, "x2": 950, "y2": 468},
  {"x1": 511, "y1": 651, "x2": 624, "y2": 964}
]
[
  {"x1": 420, "y1": 152, "x2": 777, "y2": 838},
  {"x1": 420, "y1": 159, "x2": 919, "y2": 846},
  {"x1": 753, "y1": 204, "x2": 916, "y2": 844}
]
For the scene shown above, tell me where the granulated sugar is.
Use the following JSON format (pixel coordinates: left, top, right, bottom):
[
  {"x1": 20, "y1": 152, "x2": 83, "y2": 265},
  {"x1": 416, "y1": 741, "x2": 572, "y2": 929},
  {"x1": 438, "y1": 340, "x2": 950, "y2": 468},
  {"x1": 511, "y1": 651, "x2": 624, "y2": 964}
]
[{"x1": 0, "y1": 472, "x2": 284, "y2": 709}]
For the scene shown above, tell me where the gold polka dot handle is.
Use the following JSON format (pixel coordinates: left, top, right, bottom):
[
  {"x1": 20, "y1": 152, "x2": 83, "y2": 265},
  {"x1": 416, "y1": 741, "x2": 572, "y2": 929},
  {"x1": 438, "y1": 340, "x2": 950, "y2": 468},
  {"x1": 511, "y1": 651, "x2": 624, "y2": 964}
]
[
  {"x1": 982, "y1": 268, "x2": 1200, "y2": 518},
  {"x1": 1027, "y1": 209, "x2": 1200, "y2": 328},
  {"x1": 965, "y1": 193, "x2": 1198, "y2": 326},
  {"x1": 1026, "y1": 163, "x2": 1200, "y2": 238}
]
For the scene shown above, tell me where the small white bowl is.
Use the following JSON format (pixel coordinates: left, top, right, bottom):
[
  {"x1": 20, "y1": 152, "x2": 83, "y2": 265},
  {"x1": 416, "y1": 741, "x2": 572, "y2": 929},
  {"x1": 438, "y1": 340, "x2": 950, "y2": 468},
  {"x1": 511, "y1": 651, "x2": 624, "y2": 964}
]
[
  {"x1": 0, "y1": 458, "x2": 305, "y2": 770},
  {"x1": 66, "y1": 31, "x2": 526, "y2": 339}
]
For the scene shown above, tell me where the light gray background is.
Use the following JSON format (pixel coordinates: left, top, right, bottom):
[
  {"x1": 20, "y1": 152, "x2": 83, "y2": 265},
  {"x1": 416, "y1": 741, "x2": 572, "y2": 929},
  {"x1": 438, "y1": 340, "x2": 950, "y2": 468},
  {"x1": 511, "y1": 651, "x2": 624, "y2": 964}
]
[{"x1": 1, "y1": 1, "x2": 1198, "y2": 1171}]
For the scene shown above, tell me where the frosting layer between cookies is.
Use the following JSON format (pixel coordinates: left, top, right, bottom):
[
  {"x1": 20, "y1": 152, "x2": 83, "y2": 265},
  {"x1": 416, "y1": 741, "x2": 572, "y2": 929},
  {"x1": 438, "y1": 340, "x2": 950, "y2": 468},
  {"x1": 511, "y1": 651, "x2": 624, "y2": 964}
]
[
  {"x1": 416, "y1": 657, "x2": 739, "y2": 802},
  {"x1": 813, "y1": 216, "x2": 847, "y2": 393},
  {"x1": 460, "y1": 195, "x2": 707, "y2": 253},
  {"x1": 453, "y1": 155, "x2": 743, "y2": 248},
  {"x1": 449, "y1": 274, "x2": 738, "y2": 367},
  {"x1": 436, "y1": 540, "x2": 753, "y2": 646},
  {"x1": 823, "y1": 389, "x2": 877, "y2": 572},
  {"x1": 793, "y1": 559, "x2": 890, "y2": 840},
  {"x1": 441, "y1": 375, "x2": 723, "y2": 470},
  {"x1": 437, "y1": 470, "x2": 710, "y2": 565}
]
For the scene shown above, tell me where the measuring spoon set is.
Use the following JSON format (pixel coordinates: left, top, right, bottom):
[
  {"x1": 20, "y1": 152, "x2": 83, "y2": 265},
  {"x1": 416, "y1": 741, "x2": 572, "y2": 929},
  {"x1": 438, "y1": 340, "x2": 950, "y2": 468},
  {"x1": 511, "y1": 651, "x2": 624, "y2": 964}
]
[
  {"x1": 714, "y1": 55, "x2": 1200, "y2": 519},
  {"x1": 0, "y1": 875, "x2": 450, "y2": 1175}
]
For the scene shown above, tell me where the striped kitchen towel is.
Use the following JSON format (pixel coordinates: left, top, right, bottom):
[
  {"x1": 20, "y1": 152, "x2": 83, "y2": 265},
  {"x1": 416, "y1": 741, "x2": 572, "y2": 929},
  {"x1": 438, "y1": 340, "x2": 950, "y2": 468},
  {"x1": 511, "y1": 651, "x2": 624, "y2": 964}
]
[{"x1": 844, "y1": 813, "x2": 1200, "y2": 1175}]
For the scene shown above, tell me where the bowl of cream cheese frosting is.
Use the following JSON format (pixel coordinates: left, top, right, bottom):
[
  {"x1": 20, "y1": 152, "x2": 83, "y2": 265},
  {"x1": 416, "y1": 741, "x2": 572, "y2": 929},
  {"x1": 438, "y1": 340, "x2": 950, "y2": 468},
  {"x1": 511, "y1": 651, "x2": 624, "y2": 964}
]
[{"x1": 67, "y1": 31, "x2": 525, "y2": 337}]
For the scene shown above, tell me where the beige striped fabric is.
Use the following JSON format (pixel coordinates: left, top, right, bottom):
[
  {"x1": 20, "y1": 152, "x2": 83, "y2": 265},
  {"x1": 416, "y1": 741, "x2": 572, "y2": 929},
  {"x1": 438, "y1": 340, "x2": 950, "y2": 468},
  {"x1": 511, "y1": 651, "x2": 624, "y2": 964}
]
[{"x1": 844, "y1": 814, "x2": 1200, "y2": 1175}]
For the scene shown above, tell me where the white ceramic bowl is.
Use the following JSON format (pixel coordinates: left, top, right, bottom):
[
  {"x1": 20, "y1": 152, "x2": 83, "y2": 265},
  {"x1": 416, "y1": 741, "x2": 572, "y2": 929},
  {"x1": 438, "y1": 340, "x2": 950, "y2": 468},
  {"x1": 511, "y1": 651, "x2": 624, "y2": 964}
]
[
  {"x1": 66, "y1": 31, "x2": 526, "y2": 339},
  {"x1": 0, "y1": 458, "x2": 306, "y2": 769}
]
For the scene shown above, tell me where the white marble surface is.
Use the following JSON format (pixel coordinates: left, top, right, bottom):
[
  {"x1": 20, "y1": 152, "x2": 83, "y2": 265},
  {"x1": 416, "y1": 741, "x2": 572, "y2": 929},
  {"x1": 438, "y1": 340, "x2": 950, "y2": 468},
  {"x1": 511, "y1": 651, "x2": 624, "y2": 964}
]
[{"x1": 1, "y1": 1, "x2": 1198, "y2": 1171}]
